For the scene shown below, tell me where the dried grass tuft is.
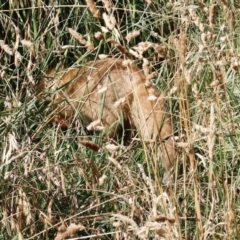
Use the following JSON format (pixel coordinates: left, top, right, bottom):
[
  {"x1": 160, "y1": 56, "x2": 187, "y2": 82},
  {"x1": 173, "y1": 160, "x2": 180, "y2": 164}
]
[
  {"x1": 103, "y1": 13, "x2": 116, "y2": 30},
  {"x1": 101, "y1": 0, "x2": 113, "y2": 13},
  {"x1": 79, "y1": 140, "x2": 100, "y2": 151},
  {"x1": 68, "y1": 28, "x2": 94, "y2": 50},
  {"x1": 87, "y1": 119, "x2": 105, "y2": 131},
  {"x1": 107, "y1": 39, "x2": 132, "y2": 58},
  {"x1": 55, "y1": 223, "x2": 85, "y2": 240},
  {"x1": 209, "y1": 4, "x2": 217, "y2": 29},
  {"x1": 86, "y1": 0, "x2": 100, "y2": 18},
  {"x1": 0, "y1": 40, "x2": 13, "y2": 55},
  {"x1": 125, "y1": 30, "x2": 141, "y2": 41}
]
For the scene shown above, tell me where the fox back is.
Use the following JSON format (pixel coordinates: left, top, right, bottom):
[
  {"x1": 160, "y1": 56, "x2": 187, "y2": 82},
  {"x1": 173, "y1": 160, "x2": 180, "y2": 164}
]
[{"x1": 37, "y1": 58, "x2": 176, "y2": 182}]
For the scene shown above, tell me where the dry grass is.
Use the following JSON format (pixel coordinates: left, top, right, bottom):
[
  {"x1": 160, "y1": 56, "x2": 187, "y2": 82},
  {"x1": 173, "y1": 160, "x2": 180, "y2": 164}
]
[{"x1": 0, "y1": 0, "x2": 240, "y2": 239}]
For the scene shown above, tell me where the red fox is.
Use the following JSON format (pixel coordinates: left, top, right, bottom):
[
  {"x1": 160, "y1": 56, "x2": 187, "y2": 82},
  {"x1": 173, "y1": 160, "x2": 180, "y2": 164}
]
[{"x1": 37, "y1": 58, "x2": 176, "y2": 183}]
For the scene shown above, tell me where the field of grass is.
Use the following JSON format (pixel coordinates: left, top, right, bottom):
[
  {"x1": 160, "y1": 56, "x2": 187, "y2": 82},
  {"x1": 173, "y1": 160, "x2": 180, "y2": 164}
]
[{"x1": 0, "y1": 0, "x2": 240, "y2": 239}]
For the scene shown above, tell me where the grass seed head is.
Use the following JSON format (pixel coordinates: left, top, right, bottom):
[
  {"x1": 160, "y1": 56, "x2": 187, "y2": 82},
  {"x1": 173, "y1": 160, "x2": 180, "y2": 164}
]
[
  {"x1": 86, "y1": 0, "x2": 101, "y2": 18},
  {"x1": 209, "y1": 4, "x2": 217, "y2": 29},
  {"x1": 101, "y1": 0, "x2": 112, "y2": 13}
]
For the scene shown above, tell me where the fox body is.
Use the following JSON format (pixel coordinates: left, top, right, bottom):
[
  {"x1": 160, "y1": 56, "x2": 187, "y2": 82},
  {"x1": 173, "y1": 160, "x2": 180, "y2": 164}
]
[{"x1": 37, "y1": 58, "x2": 176, "y2": 182}]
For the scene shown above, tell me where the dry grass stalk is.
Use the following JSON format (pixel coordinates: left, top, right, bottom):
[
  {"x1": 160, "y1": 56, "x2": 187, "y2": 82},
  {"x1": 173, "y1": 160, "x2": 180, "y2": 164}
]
[
  {"x1": 101, "y1": 0, "x2": 112, "y2": 13},
  {"x1": 209, "y1": 4, "x2": 217, "y2": 29},
  {"x1": 86, "y1": 119, "x2": 105, "y2": 131},
  {"x1": 138, "y1": 164, "x2": 155, "y2": 194},
  {"x1": 227, "y1": 207, "x2": 236, "y2": 238},
  {"x1": 113, "y1": 201, "x2": 178, "y2": 239},
  {"x1": 108, "y1": 156, "x2": 122, "y2": 171},
  {"x1": 106, "y1": 39, "x2": 132, "y2": 58},
  {"x1": 122, "y1": 59, "x2": 133, "y2": 67},
  {"x1": 13, "y1": 27, "x2": 20, "y2": 52},
  {"x1": 94, "y1": 31, "x2": 104, "y2": 40},
  {"x1": 207, "y1": 103, "x2": 215, "y2": 161},
  {"x1": 201, "y1": 31, "x2": 214, "y2": 46},
  {"x1": 78, "y1": 139, "x2": 100, "y2": 151},
  {"x1": 188, "y1": 7, "x2": 204, "y2": 32},
  {"x1": 54, "y1": 223, "x2": 85, "y2": 240},
  {"x1": 68, "y1": 28, "x2": 94, "y2": 50},
  {"x1": 53, "y1": 8, "x2": 60, "y2": 24},
  {"x1": 86, "y1": 0, "x2": 100, "y2": 18},
  {"x1": 99, "y1": 174, "x2": 107, "y2": 186},
  {"x1": 132, "y1": 41, "x2": 149, "y2": 56},
  {"x1": 105, "y1": 143, "x2": 119, "y2": 153},
  {"x1": 21, "y1": 39, "x2": 33, "y2": 48},
  {"x1": 115, "y1": 44, "x2": 132, "y2": 58},
  {"x1": 218, "y1": 0, "x2": 228, "y2": 9},
  {"x1": 101, "y1": 26, "x2": 109, "y2": 33},
  {"x1": 103, "y1": 13, "x2": 116, "y2": 30},
  {"x1": 192, "y1": 84, "x2": 203, "y2": 111},
  {"x1": 14, "y1": 51, "x2": 22, "y2": 66},
  {"x1": 147, "y1": 94, "x2": 158, "y2": 102},
  {"x1": 145, "y1": 0, "x2": 152, "y2": 4},
  {"x1": 98, "y1": 85, "x2": 108, "y2": 93},
  {"x1": 129, "y1": 49, "x2": 142, "y2": 59},
  {"x1": 98, "y1": 54, "x2": 108, "y2": 59},
  {"x1": 224, "y1": 181, "x2": 237, "y2": 238},
  {"x1": 42, "y1": 166, "x2": 61, "y2": 188},
  {"x1": 0, "y1": 40, "x2": 13, "y2": 55},
  {"x1": 132, "y1": 42, "x2": 166, "y2": 60},
  {"x1": 174, "y1": 34, "x2": 187, "y2": 71},
  {"x1": 197, "y1": 0, "x2": 205, "y2": 10},
  {"x1": 179, "y1": 34, "x2": 187, "y2": 59},
  {"x1": 0, "y1": 69, "x2": 6, "y2": 78},
  {"x1": 114, "y1": 97, "x2": 126, "y2": 108},
  {"x1": 230, "y1": 56, "x2": 240, "y2": 70},
  {"x1": 60, "y1": 169, "x2": 66, "y2": 196},
  {"x1": 142, "y1": 58, "x2": 151, "y2": 86},
  {"x1": 2, "y1": 133, "x2": 19, "y2": 163},
  {"x1": 125, "y1": 30, "x2": 140, "y2": 41},
  {"x1": 176, "y1": 73, "x2": 204, "y2": 235},
  {"x1": 169, "y1": 86, "x2": 178, "y2": 96},
  {"x1": 142, "y1": 58, "x2": 157, "y2": 87},
  {"x1": 17, "y1": 229, "x2": 24, "y2": 240},
  {"x1": 15, "y1": 188, "x2": 33, "y2": 233}
]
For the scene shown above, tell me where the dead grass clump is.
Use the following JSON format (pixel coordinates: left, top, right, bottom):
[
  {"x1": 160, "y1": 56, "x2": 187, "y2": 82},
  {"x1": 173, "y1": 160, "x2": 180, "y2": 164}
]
[
  {"x1": 68, "y1": 28, "x2": 94, "y2": 50},
  {"x1": 55, "y1": 222, "x2": 85, "y2": 240},
  {"x1": 0, "y1": 40, "x2": 13, "y2": 55},
  {"x1": 86, "y1": 0, "x2": 100, "y2": 18}
]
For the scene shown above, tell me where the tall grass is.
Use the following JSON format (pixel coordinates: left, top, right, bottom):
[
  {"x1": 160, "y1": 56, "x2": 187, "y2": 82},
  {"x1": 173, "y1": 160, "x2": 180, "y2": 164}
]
[{"x1": 0, "y1": 0, "x2": 240, "y2": 239}]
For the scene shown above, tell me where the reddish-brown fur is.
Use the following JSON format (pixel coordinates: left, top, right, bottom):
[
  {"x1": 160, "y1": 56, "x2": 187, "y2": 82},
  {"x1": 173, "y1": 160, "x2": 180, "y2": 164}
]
[{"x1": 37, "y1": 58, "x2": 176, "y2": 182}]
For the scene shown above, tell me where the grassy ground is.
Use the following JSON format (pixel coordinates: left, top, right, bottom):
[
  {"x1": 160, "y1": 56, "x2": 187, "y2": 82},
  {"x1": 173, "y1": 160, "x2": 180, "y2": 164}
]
[{"x1": 0, "y1": 0, "x2": 240, "y2": 239}]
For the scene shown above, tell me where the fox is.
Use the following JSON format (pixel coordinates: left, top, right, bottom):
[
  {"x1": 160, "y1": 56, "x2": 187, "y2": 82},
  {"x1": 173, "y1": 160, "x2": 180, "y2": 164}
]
[{"x1": 36, "y1": 58, "x2": 176, "y2": 183}]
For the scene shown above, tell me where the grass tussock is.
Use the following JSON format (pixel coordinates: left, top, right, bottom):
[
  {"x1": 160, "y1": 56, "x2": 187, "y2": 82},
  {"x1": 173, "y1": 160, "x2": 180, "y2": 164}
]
[{"x1": 0, "y1": 0, "x2": 240, "y2": 239}]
